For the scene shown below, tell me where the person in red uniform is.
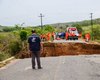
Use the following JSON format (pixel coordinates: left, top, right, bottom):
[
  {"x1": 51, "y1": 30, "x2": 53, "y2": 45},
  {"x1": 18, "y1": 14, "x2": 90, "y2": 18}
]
[
  {"x1": 65, "y1": 32, "x2": 69, "y2": 40},
  {"x1": 85, "y1": 33, "x2": 90, "y2": 42},
  {"x1": 52, "y1": 32, "x2": 55, "y2": 40},
  {"x1": 47, "y1": 32, "x2": 51, "y2": 41}
]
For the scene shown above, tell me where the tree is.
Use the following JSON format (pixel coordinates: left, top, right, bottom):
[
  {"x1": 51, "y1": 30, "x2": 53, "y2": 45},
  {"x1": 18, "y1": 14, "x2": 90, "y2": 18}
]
[
  {"x1": 3, "y1": 27, "x2": 14, "y2": 32},
  {"x1": 20, "y1": 30, "x2": 27, "y2": 49},
  {"x1": 44, "y1": 25, "x2": 55, "y2": 32},
  {"x1": 72, "y1": 23, "x2": 83, "y2": 33},
  {"x1": 92, "y1": 25, "x2": 100, "y2": 40},
  {"x1": 20, "y1": 30, "x2": 27, "y2": 41},
  {"x1": 15, "y1": 24, "x2": 21, "y2": 30}
]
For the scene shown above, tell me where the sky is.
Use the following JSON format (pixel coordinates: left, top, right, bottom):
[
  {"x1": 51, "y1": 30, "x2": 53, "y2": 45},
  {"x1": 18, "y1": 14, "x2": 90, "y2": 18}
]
[{"x1": 0, "y1": 0, "x2": 100, "y2": 26}]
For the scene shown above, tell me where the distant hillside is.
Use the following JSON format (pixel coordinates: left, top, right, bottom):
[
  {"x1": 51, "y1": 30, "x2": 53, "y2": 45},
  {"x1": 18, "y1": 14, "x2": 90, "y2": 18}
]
[
  {"x1": 0, "y1": 18, "x2": 100, "y2": 30},
  {"x1": 50, "y1": 22, "x2": 73, "y2": 28},
  {"x1": 0, "y1": 25, "x2": 5, "y2": 31},
  {"x1": 0, "y1": 25, "x2": 14, "y2": 31},
  {"x1": 50, "y1": 18, "x2": 100, "y2": 28}
]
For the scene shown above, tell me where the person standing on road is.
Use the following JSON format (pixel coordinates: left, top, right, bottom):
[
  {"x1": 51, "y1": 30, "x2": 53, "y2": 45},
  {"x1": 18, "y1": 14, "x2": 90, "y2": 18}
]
[{"x1": 28, "y1": 29, "x2": 43, "y2": 69}]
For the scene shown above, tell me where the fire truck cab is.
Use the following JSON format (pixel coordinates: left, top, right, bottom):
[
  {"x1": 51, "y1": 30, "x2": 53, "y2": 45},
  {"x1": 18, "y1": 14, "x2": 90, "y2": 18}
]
[{"x1": 66, "y1": 27, "x2": 79, "y2": 40}]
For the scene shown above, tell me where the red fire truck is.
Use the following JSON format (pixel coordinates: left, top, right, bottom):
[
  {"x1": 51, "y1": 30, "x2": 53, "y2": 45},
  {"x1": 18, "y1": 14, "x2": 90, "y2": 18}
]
[{"x1": 66, "y1": 27, "x2": 79, "y2": 40}]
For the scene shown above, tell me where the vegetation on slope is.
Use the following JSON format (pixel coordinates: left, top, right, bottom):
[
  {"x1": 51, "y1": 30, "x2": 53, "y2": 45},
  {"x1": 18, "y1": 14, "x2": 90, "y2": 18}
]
[{"x1": 0, "y1": 18, "x2": 100, "y2": 61}]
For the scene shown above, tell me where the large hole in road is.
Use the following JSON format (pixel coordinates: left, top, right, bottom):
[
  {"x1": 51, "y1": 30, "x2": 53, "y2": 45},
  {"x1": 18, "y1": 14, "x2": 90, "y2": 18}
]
[{"x1": 16, "y1": 42, "x2": 100, "y2": 58}]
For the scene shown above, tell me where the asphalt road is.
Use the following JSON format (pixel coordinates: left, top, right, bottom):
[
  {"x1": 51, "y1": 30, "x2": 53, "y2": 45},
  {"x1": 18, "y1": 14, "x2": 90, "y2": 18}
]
[{"x1": 0, "y1": 55, "x2": 100, "y2": 80}]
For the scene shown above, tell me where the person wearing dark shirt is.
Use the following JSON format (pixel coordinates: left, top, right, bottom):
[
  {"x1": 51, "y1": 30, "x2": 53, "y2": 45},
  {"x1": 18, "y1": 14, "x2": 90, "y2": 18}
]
[{"x1": 28, "y1": 29, "x2": 43, "y2": 69}]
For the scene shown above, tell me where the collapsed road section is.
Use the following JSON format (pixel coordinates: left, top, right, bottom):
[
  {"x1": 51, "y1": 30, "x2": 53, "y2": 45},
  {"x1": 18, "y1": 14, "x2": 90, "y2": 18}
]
[
  {"x1": 16, "y1": 41, "x2": 100, "y2": 58},
  {"x1": 42, "y1": 42, "x2": 100, "y2": 57}
]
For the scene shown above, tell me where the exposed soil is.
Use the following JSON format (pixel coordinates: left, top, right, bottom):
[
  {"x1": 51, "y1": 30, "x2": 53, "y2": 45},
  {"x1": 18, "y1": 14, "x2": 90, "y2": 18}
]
[{"x1": 16, "y1": 42, "x2": 100, "y2": 58}]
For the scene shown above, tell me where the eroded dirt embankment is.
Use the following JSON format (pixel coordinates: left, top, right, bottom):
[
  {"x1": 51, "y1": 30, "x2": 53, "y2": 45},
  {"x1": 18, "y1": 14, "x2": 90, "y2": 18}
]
[
  {"x1": 16, "y1": 42, "x2": 100, "y2": 58},
  {"x1": 42, "y1": 42, "x2": 100, "y2": 57}
]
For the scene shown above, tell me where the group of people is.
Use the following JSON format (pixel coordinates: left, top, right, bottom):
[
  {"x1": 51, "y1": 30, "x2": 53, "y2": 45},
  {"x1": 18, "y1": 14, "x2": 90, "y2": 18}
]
[
  {"x1": 40, "y1": 32, "x2": 67, "y2": 41},
  {"x1": 40, "y1": 32, "x2": 56, "y2": 42},
  {"x1": 28, "y1": 29, "x2": 91, "y2": 70}
]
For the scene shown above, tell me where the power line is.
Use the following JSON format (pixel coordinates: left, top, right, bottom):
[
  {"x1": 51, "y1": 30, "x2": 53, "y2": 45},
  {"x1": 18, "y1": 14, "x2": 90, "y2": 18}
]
[{"x1": 39, "y1": 13, "x2": 44, "y2": 29}]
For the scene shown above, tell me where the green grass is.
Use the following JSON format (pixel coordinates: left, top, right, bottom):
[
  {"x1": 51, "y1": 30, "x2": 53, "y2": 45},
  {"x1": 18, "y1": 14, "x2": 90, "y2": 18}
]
[
  {"x1": 0, "y1": 52, "x2": 11, "y2": 61},
  {"x1": 0, "y1": 32, "x2": 11, "y2": 35}
]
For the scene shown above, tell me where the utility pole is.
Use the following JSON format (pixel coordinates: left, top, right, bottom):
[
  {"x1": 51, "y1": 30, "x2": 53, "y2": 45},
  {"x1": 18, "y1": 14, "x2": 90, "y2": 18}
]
[
  {"x1": 39, "y1": 13, "x2": 44, "y2": 29},
  {"x1": 90, "y1": 13, "x2": 93, "y2": 40}
]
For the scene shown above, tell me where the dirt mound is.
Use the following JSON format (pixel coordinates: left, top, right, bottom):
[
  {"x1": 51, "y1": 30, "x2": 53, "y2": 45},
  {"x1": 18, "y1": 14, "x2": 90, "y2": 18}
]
[
  {"x1": 16, "y1": 42, "x2": 100, "y2": 58},
  {"x1": 42, "y1": 42, "x2": 100, "y2": 57}
]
